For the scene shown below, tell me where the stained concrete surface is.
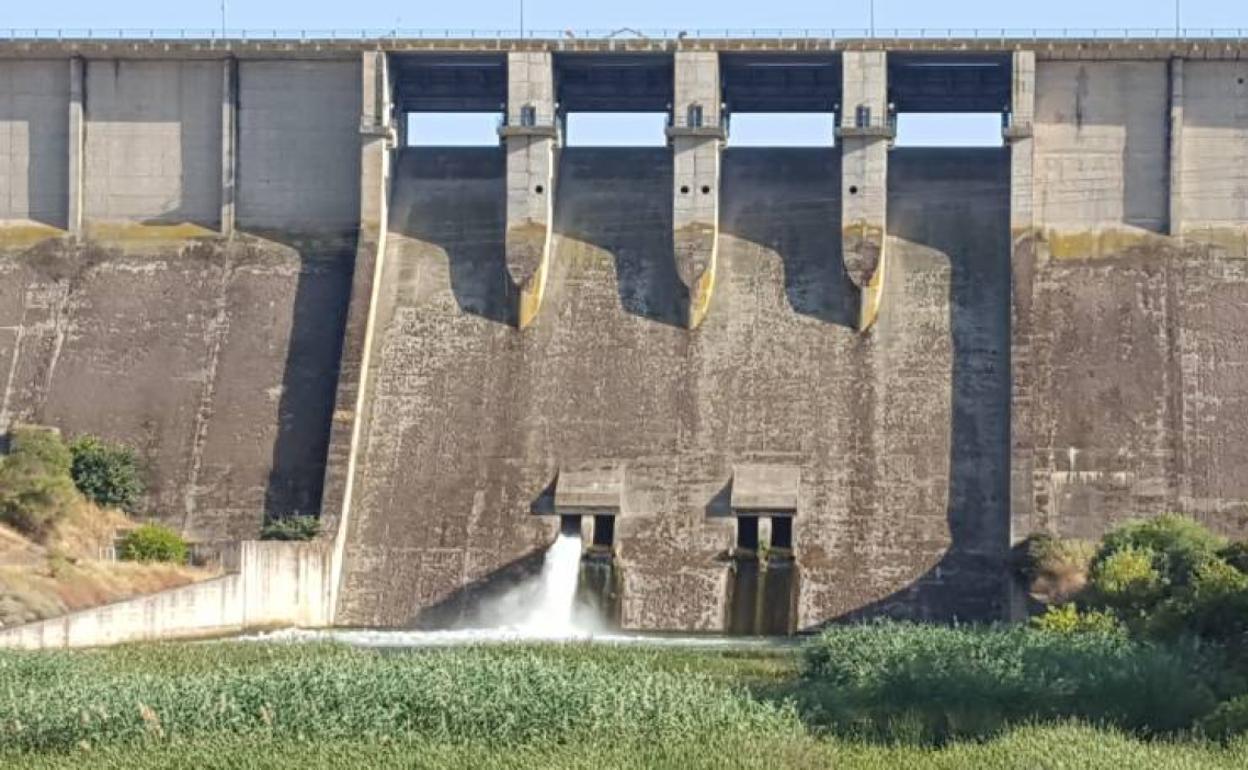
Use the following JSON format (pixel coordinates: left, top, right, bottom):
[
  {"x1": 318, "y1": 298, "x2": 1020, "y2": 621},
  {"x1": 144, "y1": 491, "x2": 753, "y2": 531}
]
[
  {"x1": 335, "y1": 145, "x2": 1013, "y2": 629},
  {"x1": 0, "y1": 234, "x2": 354, "y2": 545}
]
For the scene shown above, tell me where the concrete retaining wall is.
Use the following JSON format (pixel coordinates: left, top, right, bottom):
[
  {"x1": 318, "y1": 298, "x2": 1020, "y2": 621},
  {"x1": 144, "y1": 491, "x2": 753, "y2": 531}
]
[{"x1": 0, "y1": 541, "x2": 331, "y2": 650}]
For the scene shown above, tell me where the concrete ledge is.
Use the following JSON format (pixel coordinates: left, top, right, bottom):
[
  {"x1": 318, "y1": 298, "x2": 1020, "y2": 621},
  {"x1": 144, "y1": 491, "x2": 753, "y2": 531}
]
[
  {"x1": 665, "y1": 125, "x2": 727, "y2": 140},
  {"x1": 554, "y1": 462, "x2": 625, "y2": 513},
  {"x1": 731, "y1": 464, "x2": 801, "y2": 513},
  {"x1": 498, "y1": 124, "x2": 558, "y2": 138},
  {"x1": 835, "y1": 126, "x2": 896, "y2": 139},
  {"x1": 0, "y1": 541, "x2": 332, "y2": 650}
]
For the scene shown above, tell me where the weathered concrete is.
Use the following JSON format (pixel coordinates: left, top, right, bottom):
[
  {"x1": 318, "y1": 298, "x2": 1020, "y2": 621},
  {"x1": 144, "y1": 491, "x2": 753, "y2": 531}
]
[
  {"x1": 0, "y1": 235, "x2": 355, "y2": 544},
  {"x1": 83, "y1": 60, "x2": 223, "y2": 231},
  {"x1": 0, "y1": 60, "x2": 68, "y2": 229},
  {"x1": 331, "y1": 144, "x2": 1012, "y2": 629},
  {"x1": 1178, "y1": 61, "x2": 1248, "y2": 253},
  {"x1": 1012, "y1": 58, "x2": 1248, "y2": 542},
  {"x1": 0, "y1": 541, "x2": 332, "y2": 649},
  {"x1": 236, "y1": 60, "x2": 361, "y2": 233},
  {"x1": 1034, "y1": 60, "x2": 1169, "y2": 253}
]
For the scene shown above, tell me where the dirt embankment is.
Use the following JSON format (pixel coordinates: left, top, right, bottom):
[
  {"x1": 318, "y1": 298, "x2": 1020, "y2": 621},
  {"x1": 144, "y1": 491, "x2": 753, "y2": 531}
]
[{"x1": 0, "y1": 503, "x2": 217, "y2": 628}]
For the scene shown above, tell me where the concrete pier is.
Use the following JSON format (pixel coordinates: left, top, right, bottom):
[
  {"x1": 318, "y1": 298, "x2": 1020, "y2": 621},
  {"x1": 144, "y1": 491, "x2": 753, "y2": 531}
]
[
  {"x1": 837, "y1": 51, "x2": 891, "y2": 331},
  {"x1": 669, "y1": 51, "x2": 724, "y2": 328}
]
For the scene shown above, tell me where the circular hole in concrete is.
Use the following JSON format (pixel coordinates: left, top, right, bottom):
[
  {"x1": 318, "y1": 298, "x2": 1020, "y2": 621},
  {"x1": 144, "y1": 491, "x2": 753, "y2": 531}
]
[
  {"x1": 849, "y1": 185, "x2": 860, "y2": 195},
  {"x1": 1240, "y1": 77, "x2": 1246, "y2": 85},
  {"x1": 680, "y1": 185, "x2": 690, "y2": 194},
  {"x1": 701, "y1": 185, "x2": 711, "y2": 194},
  {"x1": 535, "y1": 185, "x2": 544, "y2": 194}
]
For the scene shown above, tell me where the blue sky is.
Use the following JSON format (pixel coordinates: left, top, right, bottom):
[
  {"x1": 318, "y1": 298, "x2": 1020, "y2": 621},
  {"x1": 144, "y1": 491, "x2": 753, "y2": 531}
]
[
  {"x1": 8, "y1": 0, "x2": 1247, "y2": 33},
  {"x1": 10, "y1": 1, "x2": 1248, "y2": 146}
]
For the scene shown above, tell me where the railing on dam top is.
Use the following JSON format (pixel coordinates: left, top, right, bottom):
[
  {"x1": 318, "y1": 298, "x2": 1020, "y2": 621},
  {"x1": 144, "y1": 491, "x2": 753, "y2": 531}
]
[{"x1": 4, "y1": 27, "x2": 1248, "y2": 42}]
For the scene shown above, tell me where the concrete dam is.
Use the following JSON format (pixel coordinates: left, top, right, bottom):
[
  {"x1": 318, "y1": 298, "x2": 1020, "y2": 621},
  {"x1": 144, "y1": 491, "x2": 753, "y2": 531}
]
[{"x1": 1, "y1": 36, "x2": 1247, "y2": 632}]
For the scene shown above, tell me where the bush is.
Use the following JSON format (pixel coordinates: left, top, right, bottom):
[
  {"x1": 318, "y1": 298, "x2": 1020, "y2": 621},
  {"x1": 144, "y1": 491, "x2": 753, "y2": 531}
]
[
  {"x1": 69, "y1": 435, "x2": 144, "y2": 512},
  {"x1": 1030, "y1": 604, "x2": 1124, "y2": 637},
  {"x1": 1201, "y1": 695, "x2": 1248, "y2": 742},
  {"x1": 118, "y1": 524, "x2": 188, "y2": 564},
  {"x1": 1220, "y1": 542, "x2": 1248, "y2": 574},
  {"x1": 260, "y1": 514, "x2": 322, "y2": 541},
  {"x1": 1176, "y1": 559, "x2": 1248, "y2": 640},
  {"x1": 800, "y1": 622, "x2": 1220, "y2": 741},
  {"x1": 1088, "y1": 545, "x2": 1165, "y2": 618},
  {"x1": 0, "y1": 427, "x2": 78, "y2": 538},
  {"x1": 1097, "y1": 514, "x2": 1226, "y2": 588}
]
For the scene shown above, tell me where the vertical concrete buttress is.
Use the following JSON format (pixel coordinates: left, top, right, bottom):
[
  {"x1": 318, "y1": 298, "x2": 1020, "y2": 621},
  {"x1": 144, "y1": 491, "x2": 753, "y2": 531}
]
[
  {"x1": 220, "y1": 56, "x2": 237, "y2": 236},
  {"x1": 668, "y1": 51, "x2": 724, "y2": 329},
  {"x1": 323, "y1": 50, "x2": 393, "y2": 623},
  {"x1": 838, "y1": 51, "x2": 891, "y2": 331},
  {"x1": 1006, "y1": 50, "x2": 1037, "y2": 618},
  {"x1": 1168, "y1": 57, "x2": 1185, "y2": 239},
  {"x1": 67, "y1": 56, "x2": 84, "y2": 236},
  {"x1": 500, "y1": 51, "x2": 558, "y2": 329}
]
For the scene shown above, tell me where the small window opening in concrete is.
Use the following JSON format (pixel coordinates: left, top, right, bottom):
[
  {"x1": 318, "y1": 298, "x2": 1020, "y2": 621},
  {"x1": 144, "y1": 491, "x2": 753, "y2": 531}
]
[
  {"x1": 520, "y1": 104, "x2": 537, "y2": 127},
  {"x1": 565, "y1": 112, "x2": 667, "y2": 146},
  {"x1": 592, "y1": 514, "x2": 615, "y2": 547},
  {"x1": 770, "y1": 516, "x2": 793, "y2": 550},
  {"x1": 687, "y1": 103, "x2": 704, "y2": 128},
  {"x1": 680, "y1": 185, "x2": 690, "y2": 194},
  {"x1": 406, "y1": 112, "x2": 501, "y2": 147},
  {"x1": 701, "y1": 185, "x2": 711, "y2": 194},
  {"x1": 848, "y1": 185, "x2": 859, "y2": 195},
  {"x1": 727, "y1": 113, "x2": 834, "y2": 147},
  {"x1": 535, "y1": 185, "x2": 544, "y2": 194},
  {"x1": 736, "y1": 515, "x2": 760, "y2": 551},
  {"x1": 894, "y1": 113, "x2": 1004, "y2": 148},
  {"x1": 560, "y1": 514, "x2": 581, "y2": 536},
  {"x1": 855, "y1": 105, "x2": 872, "y2": 128}
]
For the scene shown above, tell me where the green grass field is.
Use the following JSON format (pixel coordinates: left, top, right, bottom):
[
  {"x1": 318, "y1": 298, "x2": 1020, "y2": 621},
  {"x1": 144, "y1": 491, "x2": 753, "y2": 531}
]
[{"x1": 1, "y1": 632, "x2": 1245, "y2": 769}]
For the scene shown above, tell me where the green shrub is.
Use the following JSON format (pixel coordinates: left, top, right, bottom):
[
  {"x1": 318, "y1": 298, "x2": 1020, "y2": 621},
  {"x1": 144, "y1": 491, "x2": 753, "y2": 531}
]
[
  {"x1": 118, "y1": 524, "x2": 188, "y2": 564},
  {"x1": 1088, "y1": 545, "x2": 1165, "y2": 617},
  {"x1": 1030, "y1": 604, "x2": 1124, "y2": 637},
  {"x1": 1097, "y1": 514, "x2": 1226, "y2": 588},
  {"x1": 1201, "y1": 695, "x2": 1248, "y2": 742},
  {"x1": 1220, "y1": 542, "x2": 1248, "y2": 574},
  {"x1": 69, "y1": 435, "x2": 144, "y2": 512},
  {"x1": 0, "y1": 427, "x2": 78, "y2": 538},
  {"x1": 1175, "y1": 559, "x2": 1248, "y2": 640},
  {"x1": 800, "y1": 622, "x2": 1220, "y2": 741},
  {"x1": 260, "y1": 514, "x2": 322, "y2": 541}
]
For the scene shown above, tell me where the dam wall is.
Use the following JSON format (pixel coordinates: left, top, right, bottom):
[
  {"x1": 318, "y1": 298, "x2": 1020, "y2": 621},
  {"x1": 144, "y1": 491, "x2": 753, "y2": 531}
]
[
  {"x1": 0, "y1": 56, "x2": 360, "y2": 546},
  {"x1": 0, "y1": 37, "x2": 1244, "y2": 631}
]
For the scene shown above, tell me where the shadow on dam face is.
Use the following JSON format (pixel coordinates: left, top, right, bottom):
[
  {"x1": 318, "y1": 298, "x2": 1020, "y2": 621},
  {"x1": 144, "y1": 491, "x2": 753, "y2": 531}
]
[
  {"x1": 720, "y1": 147, "x2": 859, "y2": 329},
  {"x1": 389, "y1": 147, "x2": 514, "y2": 326},
  {"x1": 838, "y1": 147, "x2": 1013, "y2": 623},
  {"x1": 554, "y1": 147, "x2": 686, "y2": 327}
]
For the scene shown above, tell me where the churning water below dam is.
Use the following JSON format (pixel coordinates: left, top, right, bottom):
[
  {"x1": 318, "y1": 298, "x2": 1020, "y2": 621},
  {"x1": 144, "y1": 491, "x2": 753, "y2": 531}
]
[{"x1": 236, "y1": 532, "x2": 794, "y2": 649}]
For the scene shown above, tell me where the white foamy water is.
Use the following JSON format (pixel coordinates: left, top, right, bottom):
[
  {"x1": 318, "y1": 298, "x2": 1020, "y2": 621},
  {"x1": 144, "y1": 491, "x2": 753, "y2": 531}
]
[{"x1": 516, "y1": 532, "x2": 583, "y2": 636}]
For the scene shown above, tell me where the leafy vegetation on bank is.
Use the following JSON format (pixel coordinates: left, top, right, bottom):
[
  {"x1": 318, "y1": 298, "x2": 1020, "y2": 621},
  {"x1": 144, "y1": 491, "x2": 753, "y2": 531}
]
[
  {"x1": 259, "y1": 514, "x2": 321, "y2": 542},
  {"x1": 68, "y1": 436, "x2": 144, "y2": 514},
  {"x1": 0, "y1": 428, "x2": 78, "y2": 538},
  {"x1": 116, "y1": 524, "x2": 188, "y2": 565}
]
